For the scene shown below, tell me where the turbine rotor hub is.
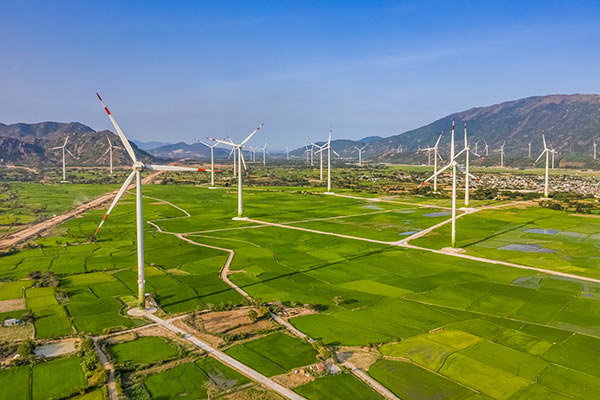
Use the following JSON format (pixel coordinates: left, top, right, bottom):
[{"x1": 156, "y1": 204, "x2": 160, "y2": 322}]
[{"x1": 133, "y1": 162, "x2": 144, "y2": 172}]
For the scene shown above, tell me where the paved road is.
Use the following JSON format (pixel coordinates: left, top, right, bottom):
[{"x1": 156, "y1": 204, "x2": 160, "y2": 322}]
[
  {"x1": 343, "y1": 361, "x2": 400, "y2": 400},
  {"x1": 144, "y1": 312, "x2": 307, "y2": 400}
]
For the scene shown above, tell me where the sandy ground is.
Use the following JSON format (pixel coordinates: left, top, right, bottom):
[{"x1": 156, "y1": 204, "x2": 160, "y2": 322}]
[
  {"x1": 34, "y1": 338, "x2": 80, "y2": 358},
  {"x1": 0, "y1": 171, "x2": 163, "y2": 250},
  {"x1": 0, "y1": 324, "x2": 33, "y2": 341},
  {"x1": 0, "y1": 298, "x2": 26, "y2": 313}
]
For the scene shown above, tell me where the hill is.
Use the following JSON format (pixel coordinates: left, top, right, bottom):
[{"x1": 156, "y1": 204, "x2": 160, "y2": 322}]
[
  {"x1": 146, "y1": 141, "x2": 232, "y2": 160},
  {"x1": 364, "y1": 94, "x2": 600, "y2": 165},
  {"x1": 0, "y1": 122, "x2": 154, "y2": 166}
]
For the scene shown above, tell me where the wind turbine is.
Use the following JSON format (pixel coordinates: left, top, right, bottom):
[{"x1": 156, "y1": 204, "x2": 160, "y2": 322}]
[
  {"x1": 314, "y1": 142, "x2": 327, "y2": 181},
  {"x1": 417, "y1": 118, "x2": 481, "y2": 247},
  {"x1": 50, "y1": 134, "x2": 76, "y2": 182},
  {"x1": 474, "y1": 140, "x2": 480, "y2": 155},
  {"x1": 534, "y1": 133, "x2": 551, "y2": 198},
  {"x1": 209, "y1": 123, "x2": 264, "y2": 219},
  {"x1": 354, "y1": 144, "x2": 368, "y2": 166},
  {"x1": 594, "y1": 140, "x2": 597, "y2": 160},
  {"x1": 463, "y1": 124, "x2": 471, "y2": 206},
  {"x1": 496, "y1": 142, "x2": 505, "y2": 168},
  {"x1": 396, "y1": 144, "x2": 403, "y2": 154},
  {"x1": 95, "y1": 93, "x2": 217, "y2": 309},
  {"x1": 319, "y1": 126, "x2": 339, "y2": 193},
  {"x1": 483, "y1": 140, "x2": 489, "y2": 156},
  {"x1": 285, "y1": 146, "x2": 289, "y2": 160},
  {"x1": 260, "y1": 143, "x2": 267, "y2": 166},
  {"x1": 102, "y1": 135, "x2": 123, "y2": 175},
  {"x1": 303, "y1": 144, "x2": 310, "y2": 163},
  {"x1": 528, "y1": 142, "x2": 532, "y2": 158},
  {"x1": 197, "y1": 140, "x2": 219, "y2": 187}
]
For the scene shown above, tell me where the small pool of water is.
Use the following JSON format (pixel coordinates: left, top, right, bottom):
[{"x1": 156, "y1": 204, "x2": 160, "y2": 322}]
[
  {"x1": 557, "y1": 231, "x2": 587, "y2": 238},
  {"x1": 395, "y1": 210, "x2": 416, "y2": 214},
  {"x1": 525, "y1": 228, "x2": 558, "y2": 235},
  {"x1": 424, "y1": 211, "x2": 451, "y2": 217},
  {"x1": 399, "y1": 231, "x2": 419, "y2": 236},
  {"x1": 499, "y1": 244, "x2": 556, "y2": 253},
  {"x1": 364, "y1": 204, "x2": 383, "y2": 210}
]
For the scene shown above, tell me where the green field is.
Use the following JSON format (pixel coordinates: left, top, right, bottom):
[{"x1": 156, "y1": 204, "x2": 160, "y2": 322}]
[
  {"x1": 110, "y1": 336, "x2": 179, "y2": 366},
  {"x1": 144, "y1": 362, "x2": 209, "y2": 400},
  {"x1": 295, "y1": 373, "x2": 382, "y2": 400},
  {"x1": 1, "y1": 180, "x2": 600, "y2": 398},
  {"x1": 0, "y1": 357, "x2": 86, "y2": 400},
  {"x1": 225, "y1": 332, "x2": 318, "y2": 376}
]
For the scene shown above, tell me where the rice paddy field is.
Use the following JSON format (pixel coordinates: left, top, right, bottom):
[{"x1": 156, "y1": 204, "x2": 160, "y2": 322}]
[
  {"x1": 1, "y1": 179, "x2": 600, "y2": 399},
  {"x1": 0, "y1": 357, "x2": 87, "y2": 400}
]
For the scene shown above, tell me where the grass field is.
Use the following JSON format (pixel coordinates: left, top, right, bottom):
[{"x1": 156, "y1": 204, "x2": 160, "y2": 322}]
[
  {"x1": 1, "y1": 181, "x2": 600, "y2": 399},
  {"x1": 225, "y1": 332, "x2": 318, "y2": 376},
  {"x1": 294, "y1": 373, "x2": 382, "y2": 400},
  {"x1": 0, "y1": 357, "x2": 87, "y2": 400},
  {"x1": 412, "y1": 206, "x2": 600, "y2": 279},
  {"x1": 110, "y1": 336, "x2": 178, "y2": 366},
  {"x1": 144, "y1": 362, "x2": 209, "y2": 400}
]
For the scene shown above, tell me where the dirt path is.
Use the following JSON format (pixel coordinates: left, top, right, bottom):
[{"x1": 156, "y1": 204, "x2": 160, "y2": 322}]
[
  {"x1": 142, "y1": 311, "x2": 307, "y2": 400},
  {"x1": 93, "y1": 340, "x2": 118, "y2": 400},
  {"x1": 0, "y1": 171, "x2": 163, "y2": 250}
]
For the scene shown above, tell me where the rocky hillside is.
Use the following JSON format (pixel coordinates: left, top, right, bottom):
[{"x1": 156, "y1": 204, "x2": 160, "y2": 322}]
[{"x1": 0, "y1": 122, "x2": 154, "y2": 166}]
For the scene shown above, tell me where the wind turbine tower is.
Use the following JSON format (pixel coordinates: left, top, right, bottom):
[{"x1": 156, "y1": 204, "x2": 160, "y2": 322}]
[
  {"x1": 95, "y1": 93, "x2": 216, "y2": 309},
  {"x1": 198, "y1": 140, "x2": 219, "y2": 187},
  {"x1": 534, "y1": 134, "x2": 551, "y2": 198},
  {"x1": 210, "y1": 124, "x2": 264, "y2": 218},
  {"x1": 354, "y1": 144, "x2": 368, "y2": 166},
  {"x1": 51, "y1": 134, "x2": 76, "y2": 182},
  {"x1": 102, "y1": 135, "x2": 123, "y2": 175}
]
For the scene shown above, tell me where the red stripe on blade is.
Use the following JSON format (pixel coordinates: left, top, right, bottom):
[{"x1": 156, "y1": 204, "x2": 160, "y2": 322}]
[{"x1": 104, "y1": 107, "x2": 111, "y2": 115}]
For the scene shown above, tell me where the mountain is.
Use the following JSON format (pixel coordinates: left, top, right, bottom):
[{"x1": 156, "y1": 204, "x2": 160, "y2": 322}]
[
  {"x1": 363, "y1": 94, "x2": 600, "y2": 164},
  {"x1": 131, "y1": 140, "x2": 174, "y2": 150},
  {"x1": 359, "y1": 136, "x2": 383, "y2": 143},
  {"x1": 0, "y1": 122, "x2": 155, "y2": 166},
  {"x1": 146, "y1": 142, "x2": 232, "y2": 160}
]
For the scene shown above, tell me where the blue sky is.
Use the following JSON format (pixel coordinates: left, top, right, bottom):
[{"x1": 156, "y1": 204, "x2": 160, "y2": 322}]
[{"x1": 1, "y1": 1, "x2": 599, "y2": 149}]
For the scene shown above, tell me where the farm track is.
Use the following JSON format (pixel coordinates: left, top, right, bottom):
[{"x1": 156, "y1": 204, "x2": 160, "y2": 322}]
[
  {"x1": 93, "y1": 340, "x2": 118, "y2": 400},
  {"x1": 146, "y1": 199, "x2": 394, "y2": 398},
  {"x1": 0, "y1": 171, "x2": 164, "y2": 251}
]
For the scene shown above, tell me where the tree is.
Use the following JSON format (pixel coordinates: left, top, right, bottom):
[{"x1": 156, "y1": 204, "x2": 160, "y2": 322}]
[
  {"x1": 333, "y1": 296, "x2": 345, "y2": 306},
  {"x1": 248, "y1": 309, "x2": 258, "y2": 323}
]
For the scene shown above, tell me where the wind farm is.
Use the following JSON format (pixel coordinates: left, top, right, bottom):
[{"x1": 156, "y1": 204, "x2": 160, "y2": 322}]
[{"x1": 2, "y1": 2, "x2": 600, "y2": 400}]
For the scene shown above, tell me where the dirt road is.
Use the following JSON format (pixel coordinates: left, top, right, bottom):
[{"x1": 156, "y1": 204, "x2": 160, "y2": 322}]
[{"x1": 0, "y1": 171, "x2": 163, "y2": 251}]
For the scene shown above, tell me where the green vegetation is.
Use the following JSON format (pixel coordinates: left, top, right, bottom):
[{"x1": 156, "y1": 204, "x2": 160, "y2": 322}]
[
  {"x1": 0, "y1": 366, "x2": 30, "y2": 400},
  {"x1": 110, "y1": 336, "x2": 178, "y2": 366},
  {"x1": 295, "y1": 373, "x2": 382, "y2": 400},
  {"x1": 2, "y1": 179, "x2": 600, "y2": 399},
  {"x1": 144, "y1": 362, "x2": 209, "y2": 400},
  {"x1": 225, "y1": 332, "x2": 318, "y2": 376}
]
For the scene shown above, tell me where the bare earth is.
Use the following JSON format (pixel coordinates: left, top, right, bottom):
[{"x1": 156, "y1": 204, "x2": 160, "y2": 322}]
[
  {"x1": 0, "y1": 298, "x2": 26, "y2": 313},
  {"x1": 0, "y1": 171, "x2": 164, "y2": 250}
]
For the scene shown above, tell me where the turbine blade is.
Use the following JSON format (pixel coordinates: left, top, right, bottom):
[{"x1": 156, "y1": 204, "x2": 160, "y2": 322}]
[
  {"x1": 535, "y1": 150, "x2": 546, "y2": 164},
  {"x1": 239, "y1": 150, "x2": 248, "y2": 172},
  {"x1": 102, "y1": 147, "x2": 111, "y2": 156},
  {"x1": 435, "y1": 134, "x2": 442, "y2": 147},
  {"x1": 106, "y1": 135, "x2": 112, "y2": 147},
  {"x1": 96, "y1": 93, "x2": 137, "y2": 163},
  {"x1": 146, "y1": 164, "x2": 219, "y2": 172},
  {"x1": 542, "y1": 134, "x2": 547, "y2": 150},
  {"x1": 50, "y1": 146, "x2": 63, "y2": 150},
  {"x1": 419, "y1": 163, "x2": 452, "y2": 187},
  {"x1": 240, "y1": 123, "x2": 264, "y2": 146},
  {"x1": 456, "y1": 164, "x2": 482, "y2": 183},
  {"x1": 94, "y1": 171, "x2": 136, "y2": 235},
  {"x1": 65, "y1": 149, "x2": 76, "y2": 158},
  {"x1": 63, "y1": 136, "x2": 69, "y2": 147},
  {"x1": 209, "y1": 138, "x2": 235, "y2": 146},
  {"x1": 332, "y1": 149, "x2": 341, "y2": 158}
]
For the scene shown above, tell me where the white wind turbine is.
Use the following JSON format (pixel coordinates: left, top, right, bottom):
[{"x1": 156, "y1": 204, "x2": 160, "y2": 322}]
[
  {"x1": 528, "y1": 142, "x2": 532, "y2": 158},
  {"x1": 285, "y1": 146, "x2": 289, "y2": 160},
  {"x1": 95, "y1": 93, "x2": 216, "y2": 309},
  {"x1": 51, "y1": 134, "x2": 76, "y2": 182},
  {"x1": 314, "y1": 142, "x2": 327, "y2": 181},
  {"x1": 354, "y1": 144, "x2": 368, "y2": 166},
  {"x1": 396, "y1": 144, "x2": 403, "y2": 154},
  {"x1": 463, "y1": 123, "x2": 480, "y2": 206},
  {"x1": 418, "y1": 118, "x2": 482, "y2": 247},
  {"x1": 197, "y1": 140, "x2": 219, "y2": 188},
  {"x1": 102, "y1": 135, "x2": 123, "y2": 175},
  {"x1": 483, "y1": 140, "x2": 489, "y2": 156},
  {"x1": 534, "y1": 133, "x2": 551, "y2": 198},
  {"x1": 429, "y1": 134, "x2": 443, "y2": 192},
  {"x1": 594, "y1": 140, "x2": 597, "y2": 160},
  {"x1": 496, "y1": 142, "x2": 506, "y2": 168},
  {"x1": 209, "y1": 123, "x2": 264, "y2": 219},
  {"x1": 317, "y1": 126, "x2": 340, "y2": 193},
  {"x1": 260, "y1": 143, "x2": 268, "y2": 165}
]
